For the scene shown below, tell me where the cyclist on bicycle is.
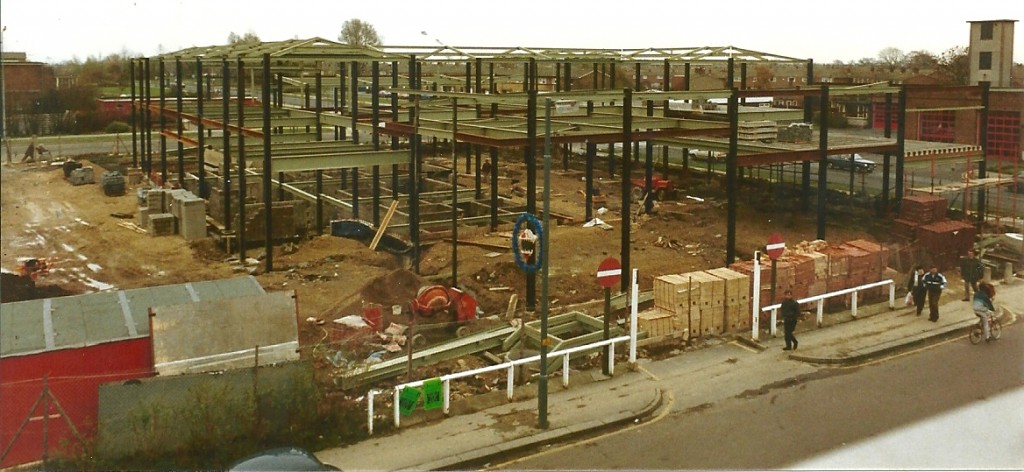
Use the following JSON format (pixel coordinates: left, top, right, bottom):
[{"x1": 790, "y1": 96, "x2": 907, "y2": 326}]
[{"x1": 972, "y1": 282, "x2": 996, "y2": 342}]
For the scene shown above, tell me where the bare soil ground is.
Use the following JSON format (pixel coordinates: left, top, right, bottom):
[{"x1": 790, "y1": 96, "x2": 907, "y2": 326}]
[{"x1": 1, "y1": 154, "x2": 882, "y2": 391}]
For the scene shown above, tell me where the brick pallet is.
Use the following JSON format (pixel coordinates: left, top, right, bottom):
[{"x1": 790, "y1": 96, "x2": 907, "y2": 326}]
[{"x1": 900, "y1": 194, "x2": 948, "y2": 224}]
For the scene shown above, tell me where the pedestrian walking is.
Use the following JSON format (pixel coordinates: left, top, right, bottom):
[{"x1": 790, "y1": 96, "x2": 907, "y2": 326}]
[
  {"x1": 781, "y1": 289, "x2": 800, "y2": 351},
  {"x1": 923, "y1": 265, "x2": 947, "y2": 322},
  {"x1": 906, "y1": 265, "x2": 928, "y2": 316},
  {"x1": 959, "y1": 250, "x2": 983, "y2": 301},
  {"x1": 20, "y1": 135, "x2": 38, "y2": 164}
]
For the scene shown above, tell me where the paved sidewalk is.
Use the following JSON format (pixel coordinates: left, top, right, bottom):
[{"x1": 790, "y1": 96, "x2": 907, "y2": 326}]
[{"x1": 316, "y1": 277, "x2": 1022, "y2": 471}]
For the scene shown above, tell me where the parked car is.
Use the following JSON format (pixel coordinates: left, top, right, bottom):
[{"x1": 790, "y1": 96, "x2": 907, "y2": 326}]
[
  {"x1": 827, "y1": 153, "x2": 875, "y2": 173},
  {"x1": 228, "y1": 447, "x2": 340, "y2": 471}
]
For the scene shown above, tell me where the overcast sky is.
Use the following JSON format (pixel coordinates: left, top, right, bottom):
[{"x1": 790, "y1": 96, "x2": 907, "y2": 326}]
[{"x1": 1, "y1": 0, "x2": 1020, "y2": 64}]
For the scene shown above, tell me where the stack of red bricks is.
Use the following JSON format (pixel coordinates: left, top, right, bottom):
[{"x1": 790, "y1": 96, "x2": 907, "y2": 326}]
[
  {"x1": 891, "y1": 194, "x2": 950, "y2": 241},
  {"x1": 729, "y1": 239, "x2": 891, "y2": 311},
  {"x1": 892, "y1": 194, "x2": 975, "y2": 270},
  {"x1": 918, "y1": 220, "x2": 976, "y2": 270}
]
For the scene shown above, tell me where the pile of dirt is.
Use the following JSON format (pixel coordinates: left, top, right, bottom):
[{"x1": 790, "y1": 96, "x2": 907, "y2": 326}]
[
  {"x1": 360, "y1": 269, "x2": 423, "y2": 309},
  {"x1": 0, "y1": 272, "x2": 78, "y2": 303}
]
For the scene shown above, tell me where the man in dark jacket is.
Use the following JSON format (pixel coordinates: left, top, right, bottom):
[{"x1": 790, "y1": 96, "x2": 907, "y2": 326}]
[
  {"x1": 959, "y1": 250, "x2": 983, "y2": 301},
  {"x1": 907, "y1": 265, "x2": 928, "y2": 316},
  {"x1": 781, "y1": 290, "x2": 800, "y2": 351},
  {"x1": 923, "y1": 266, "x2": 947, "y2": 322}
]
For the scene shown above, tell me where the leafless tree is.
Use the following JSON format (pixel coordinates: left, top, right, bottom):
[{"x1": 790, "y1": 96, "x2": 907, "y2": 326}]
[{"x1": 339, "y1": 19, "x2": 382, "y2": 47}]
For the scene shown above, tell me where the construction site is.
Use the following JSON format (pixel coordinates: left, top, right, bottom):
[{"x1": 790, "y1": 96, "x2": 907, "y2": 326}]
[{"x1": 2, "y1": 26, "x2": 1023, "y2": 469}]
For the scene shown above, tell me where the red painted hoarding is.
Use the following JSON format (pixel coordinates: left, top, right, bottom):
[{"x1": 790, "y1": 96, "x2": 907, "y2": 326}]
[{"x1": 0, "y1": 338, "x2": 153, "y2": 468}]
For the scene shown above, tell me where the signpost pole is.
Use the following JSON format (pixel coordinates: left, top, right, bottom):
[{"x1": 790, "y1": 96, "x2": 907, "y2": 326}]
[
  {"x1": 603, "y1": 287, "x2": 611, "y2": 375},
  {"x1": 770, "y1": 259, "x2": 778, "y2": 305}
]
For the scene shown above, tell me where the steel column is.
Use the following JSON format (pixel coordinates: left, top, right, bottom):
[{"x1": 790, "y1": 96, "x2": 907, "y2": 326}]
[
  {"x1": 391, "y1": 61, "x2": 400, "y2": 198},
  {"x1": 350, "y1": 61, "x2": 359, "y2": 144},
  {"x1": 196, "y1": 58, "x2": 206, "y2": 198},
  {"x1": 817, "y1": 85, "x2": 830, "y2": 240},
  {"x1": 176, "y1": 59, "x2": 184, "y2": 185},
  {"x1": 801, "y1": 60, "x2": 815, "y2": 212},
  {"x1": 372, "y1": 62, "x2": 381, "y2": 225},
  {"x1": 726, "y1": 90, "x2": 739, "y2": 265},
  {"x1": 237, "y1": 57, "x2": 247, "y2": 260},
  {"x1": 977, "y1": 82, "x2": 989, "y2": 223},
  {"x1": 130, "y1": 60, "x2": 138, "y2": 167},
  {"x1": 315, "y1": 72, "x2": 323, "y2": 141},
  {"x1": 882, "y1": 92, "x2": 893, "y2": 213},
  {"x1": 586, "y1": 141, "x2": 595, "y2": 222},
  {"x1": 339, "y1": 62, "x2": 346, "y2": 140},
  {"x1": 222, "y1": 59, "x2": 232, "y2": 231},
  {"x1": 526, "y1": 76, "x2": 538, "y2": 312},
  {"x1": 159, "y1": 60, "x2": 167, "y2": 184},
  {"x1": 644, "y1": 100, "x2": 654, "y2": 214},
  {"x1": 895, "y1": 86, "x2": 906, "y2": 210},
  {"x1": 620, "y1": 88, "x2": 632, "y2": 293},
  {"x1": 262, "y1": 53, "x2": 273, "y2": 273}
]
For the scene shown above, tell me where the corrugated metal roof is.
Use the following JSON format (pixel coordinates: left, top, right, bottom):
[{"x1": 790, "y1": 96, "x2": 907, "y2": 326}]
[{"x1": 0, "y1": 277, "x2": 264, "y2": 358}]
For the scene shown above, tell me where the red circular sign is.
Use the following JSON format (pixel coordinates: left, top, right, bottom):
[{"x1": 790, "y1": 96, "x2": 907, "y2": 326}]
[
  {"x1": 766, "y1": 232, "x2": 786, "y2": 260},
  {"x1": 596, "y1": 257, "x2": 622, "y2": 289}
]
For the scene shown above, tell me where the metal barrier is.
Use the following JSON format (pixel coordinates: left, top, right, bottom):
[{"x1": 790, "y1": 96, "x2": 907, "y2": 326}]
[
  {"x1": 369, "y1": 335, "x2": 632, "y2": 431},
  {"x1": 758, "y1": 279, "x2": 896, "y2": 338},
  {"x1": 367, "y1": 269, "x2": 642, "y2": 434}
]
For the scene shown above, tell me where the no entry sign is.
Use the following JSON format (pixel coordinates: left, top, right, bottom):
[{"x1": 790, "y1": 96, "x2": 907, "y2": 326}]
[
  {"x1": 596, "y1": 257, "x2": 622, "y2": 289},
  {"x1": 766, "y1": 233, "x2": 786, "y2": 260}
]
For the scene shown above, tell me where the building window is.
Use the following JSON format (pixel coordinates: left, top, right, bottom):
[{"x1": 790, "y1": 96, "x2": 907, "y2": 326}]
[
  {"x1": 979, "y1": 52, "x2": 992, "y2": 70},
  {"x1": 980, "y1": 22, "x2": 994, "y2": 40},
  {"x1": 919, "y1": 111, "x2": 955, "y2": 143},
  {"x1": 988, "y1": 111, "x2": 1021, "y2": 162}
]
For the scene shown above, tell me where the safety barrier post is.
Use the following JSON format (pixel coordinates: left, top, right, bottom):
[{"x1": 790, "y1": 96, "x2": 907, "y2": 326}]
[
  {"x1": 393, "y1": 386, "x2": 401, "y2": 428},
  {"x1": 368, "y1": 389, "x2": 379, "y2": 435},
  {"x1": 770, "y1": 308, "x2": 778, "y2": 337},
  {"x1": 851, "y1": 291, "x2": 859, "y2": 318},
  {"x1": 562, "y1": 355, "x2": 570, "y2": 387},
  {"x1": 507, "y1": 366, "x2": 515, "y2": 401},
  {"x1": 443, "y1": 379, "x2": 451, "y2": 415},
  {"x1": 888, "y1": 282, "x2": 896, "y2": 309},
  {"x1": 608, "y1": 343, "x2": 616, "y2": 373},
  {"x1": 816, "y1": 300, "x2": 824, "y2": 327},
  {"x1": 752, "y1": 252, "x2": 761, "y2": 341}
]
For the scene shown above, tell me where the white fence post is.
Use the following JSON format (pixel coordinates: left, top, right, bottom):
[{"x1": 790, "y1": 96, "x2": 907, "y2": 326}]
[
  {"x1": 770, "y1": 308, "x2": 778, "y2": 337},
  {"x1": 507, "y1": 365, "x2": 515, "y2": 401},
  {"x1": 367, "y1": 389, "x2": 379, "y2": 435},
  {"x1": 888, "y1": 282, "x2": 895, "y2": 309},
  {"x1": 562, "y1": 355, "x2": 570, "y2": 387},
  {"x1": 851, "y1": 291, "x2": 859, "y2": 318},
  {"x1": 816, "y1": 300, "x2": 824, "y2": 327},
  {"x1": 752, "y1": 252, "x2": 761, "y2": 341},
  {"x1": 443, "y1": 379, "x2": 451, "y2": 415},
  {"x1": 608, "y1": 342, "x2": 616, "y2": 374},
  {"x1": 393, "y1": 386, "x2": 401, "y2": 428}
]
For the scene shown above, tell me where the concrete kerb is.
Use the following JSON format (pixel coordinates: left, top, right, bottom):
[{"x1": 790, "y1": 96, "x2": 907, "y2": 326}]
[{"x1": 437, "y1": 387, "x2": 664, "y2": 471}]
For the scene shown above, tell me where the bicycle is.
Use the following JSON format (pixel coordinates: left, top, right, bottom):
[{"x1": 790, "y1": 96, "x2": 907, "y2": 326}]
[{"x1": 969, "y1": 307, "x2": 1002, "y2": 344}]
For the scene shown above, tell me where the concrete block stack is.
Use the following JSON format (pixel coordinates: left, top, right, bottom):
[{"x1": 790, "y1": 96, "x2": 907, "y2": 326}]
[
  {"x1": 147, "y1": 213, "x2": 176, "y2": 236},
  {"x1": 738, "y1": 120, "x2": 778, "y2": 142},
  {"x1": 167, "y1": 190, "x2": 208, "y2": 242},
  {"x1": 68, "y1": 167, "x2": 95, "y2": 186},
  {"x1": 136, "y1": 188, "x2": 207, "y2": 240}
]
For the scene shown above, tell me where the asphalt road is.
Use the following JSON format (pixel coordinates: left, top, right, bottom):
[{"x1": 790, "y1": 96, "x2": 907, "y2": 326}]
[{"x1": 494, "y1": 321, "x2": 1023, "y2": 470}]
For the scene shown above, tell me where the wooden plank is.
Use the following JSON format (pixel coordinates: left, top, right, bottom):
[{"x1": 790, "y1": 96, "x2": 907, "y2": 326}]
[
  {"x1": 368, "y1": 200, "x2": 400, "y2": 251},
  {"x1": 442, "y1": 239, "x2": 510, "y2": 251}
]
